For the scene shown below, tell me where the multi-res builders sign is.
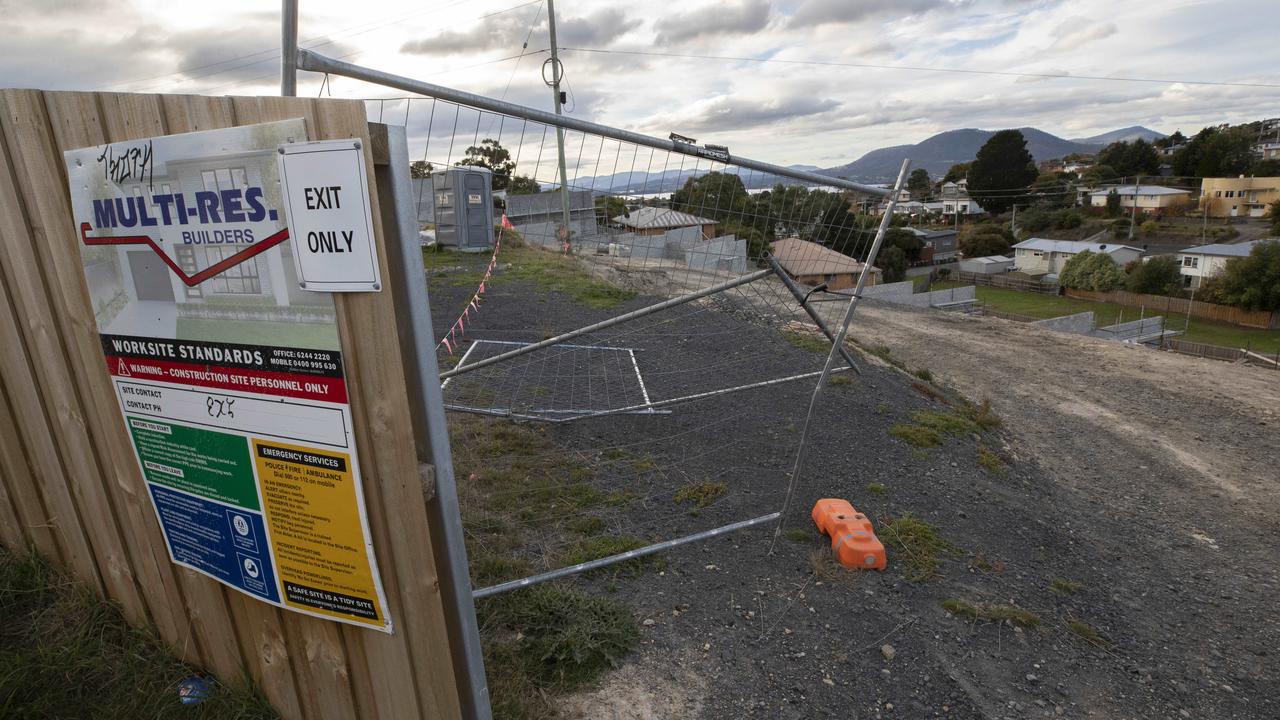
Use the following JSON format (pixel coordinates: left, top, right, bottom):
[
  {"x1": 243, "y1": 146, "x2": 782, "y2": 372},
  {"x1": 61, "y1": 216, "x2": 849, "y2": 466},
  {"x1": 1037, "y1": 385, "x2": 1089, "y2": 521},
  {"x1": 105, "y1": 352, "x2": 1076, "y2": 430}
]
[{"x1": 63, "y1": 119, "x2": 393, "y2": 632}]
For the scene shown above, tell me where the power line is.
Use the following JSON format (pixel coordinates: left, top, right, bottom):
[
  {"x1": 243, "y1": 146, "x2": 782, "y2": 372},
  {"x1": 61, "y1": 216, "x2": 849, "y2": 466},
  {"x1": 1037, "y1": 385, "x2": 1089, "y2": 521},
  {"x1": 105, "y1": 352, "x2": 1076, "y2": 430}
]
[{"x1": 559, "y1": 47, "x2": 1280, "y2": 89}]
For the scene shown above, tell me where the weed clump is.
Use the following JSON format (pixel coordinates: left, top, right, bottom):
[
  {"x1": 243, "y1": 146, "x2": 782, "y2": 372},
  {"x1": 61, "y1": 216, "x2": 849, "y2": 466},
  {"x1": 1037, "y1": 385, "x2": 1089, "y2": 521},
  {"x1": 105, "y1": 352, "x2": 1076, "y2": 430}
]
[
  {"x1": 1065, "y1": 617, "x2": 1107, "y2": 646},
  {"x1": 940, "y1": 598, "x2": 1040, "y2": 628},
  {"x1": 865, "y1": 482, "x2": 886, "y2": 496},
  {"x1": 961, "y1": 398, "x2": 1003, "y2": 431},
  {"x1": 910, "y1": 381, "x2": 949, "y2": 404},
  {"x1": 783, "y1": 527, "x2": 811, "y2": 542},
  {"x1": 912, "y1": 409, "x2": 980, "y2": 437},
  {"x1": 889, "y1": 423, "x2": 941, "y2": 448},
  {"x1": 977, "y1": 445, "x2": 1007, "y2": 476},
  {"x1": 827, "y1": 375, "x2": 854, "y2": 387},
  {"x1": 567, "y1": 516, "x2": 605, "y2": 536},
  {"x1": 914, "y1": 368, "x2": 933, "y2": 382},
  {"x1": 782, "y1": 330, "x2": 830, "y2": 354},
  {"x1": 1051, "y1": 577, "x2": 1083, "y2": 594},
  {"x1": 674, "y1": 481, "x2": 728, "y2": 508},
  {"x1": 880, "y1": 513, "x2": 959, "y2": 581}
]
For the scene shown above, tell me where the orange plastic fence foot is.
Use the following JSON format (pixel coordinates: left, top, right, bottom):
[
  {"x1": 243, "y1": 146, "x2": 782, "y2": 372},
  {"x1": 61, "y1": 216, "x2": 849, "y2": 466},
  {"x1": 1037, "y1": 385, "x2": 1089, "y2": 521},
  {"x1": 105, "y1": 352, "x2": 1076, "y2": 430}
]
[{"x1": 811, "y1": 498, "x2": 886, "y2": 570}]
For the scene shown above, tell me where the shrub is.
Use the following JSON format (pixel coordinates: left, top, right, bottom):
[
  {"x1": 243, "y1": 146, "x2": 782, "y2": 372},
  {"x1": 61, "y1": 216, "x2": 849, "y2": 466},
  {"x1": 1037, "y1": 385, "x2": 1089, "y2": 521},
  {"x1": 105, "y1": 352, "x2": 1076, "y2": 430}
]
[
  {"x1": 1059, "y1": 250, "x2": 1124, "y2": 291},
  {"x1": 1140, "y1": 219, "x2": 1159, "y2": 235}
]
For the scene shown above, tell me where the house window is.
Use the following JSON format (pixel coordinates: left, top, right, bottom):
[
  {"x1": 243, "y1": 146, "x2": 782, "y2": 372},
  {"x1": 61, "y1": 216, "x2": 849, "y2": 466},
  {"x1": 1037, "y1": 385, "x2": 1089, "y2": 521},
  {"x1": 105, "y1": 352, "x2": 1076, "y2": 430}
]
[
  {"x1": 1183, "y1": 256, "x2": 1198, "y2": 268},
  {"x1": 175, "y1": 247, "x2": 203, "y2": 299},
  {"x1": 202, "y1": 246, "x2": 261, "y2": 294},
  {"x1": 1215, "y1": 190, "x2": 1222, "y2": 197},
  {"x1": 202, "y1": 167, "x2": 249, "y2": 192},
  {"x1": 1225, "y1": 190, "x2": 1235, "y2": 198}
]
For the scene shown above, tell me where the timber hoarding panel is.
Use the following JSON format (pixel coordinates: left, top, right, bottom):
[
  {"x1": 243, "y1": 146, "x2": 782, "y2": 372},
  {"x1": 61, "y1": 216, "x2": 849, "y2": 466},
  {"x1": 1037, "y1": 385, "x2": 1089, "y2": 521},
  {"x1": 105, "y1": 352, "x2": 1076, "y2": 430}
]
[{"x1": 0, "y1": 90, "x2": 462, "y2": 720}]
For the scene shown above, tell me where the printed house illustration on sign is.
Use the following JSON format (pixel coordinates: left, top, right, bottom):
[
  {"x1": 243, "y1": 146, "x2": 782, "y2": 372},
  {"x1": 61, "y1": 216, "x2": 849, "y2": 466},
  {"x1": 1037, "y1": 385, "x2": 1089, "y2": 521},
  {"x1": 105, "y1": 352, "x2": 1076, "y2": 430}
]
[{"x1": 91, "y1": 147, "x2": 333, "y2": 339}]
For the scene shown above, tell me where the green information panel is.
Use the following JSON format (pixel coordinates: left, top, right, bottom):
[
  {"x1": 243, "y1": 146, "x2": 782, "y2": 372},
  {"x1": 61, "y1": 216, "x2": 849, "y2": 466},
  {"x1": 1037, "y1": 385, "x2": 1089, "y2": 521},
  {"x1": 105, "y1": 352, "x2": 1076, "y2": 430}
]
[{"x1": 127, "y1": 417, "x2": 259, "y2": 510}]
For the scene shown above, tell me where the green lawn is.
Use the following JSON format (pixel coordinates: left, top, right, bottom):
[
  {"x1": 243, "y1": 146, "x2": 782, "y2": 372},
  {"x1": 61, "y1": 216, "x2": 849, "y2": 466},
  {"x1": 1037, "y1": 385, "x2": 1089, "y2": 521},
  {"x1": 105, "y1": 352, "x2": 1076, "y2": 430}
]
[
  {"x1": 969, "y1": 286, "x2": 1280, "y2": 353},
  {"x1": 176, "y1": 318, "x2": 339, "y2": 350}
]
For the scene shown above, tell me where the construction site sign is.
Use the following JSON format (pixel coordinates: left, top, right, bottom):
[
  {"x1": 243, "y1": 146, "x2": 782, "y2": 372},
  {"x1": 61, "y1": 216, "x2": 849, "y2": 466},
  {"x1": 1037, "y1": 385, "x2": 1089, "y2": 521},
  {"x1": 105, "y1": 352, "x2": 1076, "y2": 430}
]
[{"x1": 64, "y1": 120, "x2": 393, "y2": 632}]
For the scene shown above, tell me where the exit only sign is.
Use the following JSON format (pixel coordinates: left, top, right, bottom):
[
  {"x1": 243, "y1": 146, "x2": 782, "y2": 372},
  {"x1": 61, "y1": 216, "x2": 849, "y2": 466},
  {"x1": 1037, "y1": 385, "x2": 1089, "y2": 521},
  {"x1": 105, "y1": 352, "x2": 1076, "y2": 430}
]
[{"x1": 278, "y1": 139, "x2": 382, "y2": 293}]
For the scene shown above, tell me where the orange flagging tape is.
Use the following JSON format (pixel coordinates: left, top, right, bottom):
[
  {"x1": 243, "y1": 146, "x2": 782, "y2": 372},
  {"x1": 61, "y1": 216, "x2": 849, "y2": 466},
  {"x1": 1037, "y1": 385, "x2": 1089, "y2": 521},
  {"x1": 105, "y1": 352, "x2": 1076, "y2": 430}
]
[{"x1": 811, "y1": 498, "x2": 886, "y2": 570}]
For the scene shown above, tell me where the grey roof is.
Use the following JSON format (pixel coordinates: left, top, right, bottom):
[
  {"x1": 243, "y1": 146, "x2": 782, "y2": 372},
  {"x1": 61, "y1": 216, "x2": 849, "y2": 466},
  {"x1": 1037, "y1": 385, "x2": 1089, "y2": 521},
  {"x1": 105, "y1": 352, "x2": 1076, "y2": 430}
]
[
  {"x1": 1014, "y1": 238, "x2": 1142, "y2": 255},
  {"x1": 613, "y1": 206, "x2": 717, "y2": 230},
  {"x1": 1088, "y1": 185, "x2": 1190, "y2": 197},
  {"x1": 1179, "y1": 240, "x2": 1263, "y2": 258},
  {"x1": 906, "y1": 227, "x2": 958, "y2": 239},
  {"x1": 966, "y1": 255, "x2": 1013, "y2": 264}
]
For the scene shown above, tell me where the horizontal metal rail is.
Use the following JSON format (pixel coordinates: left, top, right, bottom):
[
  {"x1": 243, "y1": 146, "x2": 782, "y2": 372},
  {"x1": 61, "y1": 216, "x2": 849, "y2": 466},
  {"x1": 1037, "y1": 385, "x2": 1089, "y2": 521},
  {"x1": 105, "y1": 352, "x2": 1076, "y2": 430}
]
[
  {"x1": 554, "y1": 366, "x2": 852, "y2": 422},
  {"x1": 472, "y1": 511, "x2": 781, "y2": 600},
  {"x1": 439, "y1": 268, "x2": 772, "y2": 380},
  {"x1": 296, "y1": 49, "x2": 894, "y2": 199}
]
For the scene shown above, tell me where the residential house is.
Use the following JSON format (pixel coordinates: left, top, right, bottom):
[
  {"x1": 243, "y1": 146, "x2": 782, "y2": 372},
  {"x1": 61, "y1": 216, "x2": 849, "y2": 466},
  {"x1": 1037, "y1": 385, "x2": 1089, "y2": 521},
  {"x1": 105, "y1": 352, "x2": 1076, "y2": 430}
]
[
  {"x1": 1011, "y1": 238, "x2": 1142, "y2": 275},
  {"x1": 613, "y1": 206, "x2": 718, "y2": 238},
  {"x1": 770, "y1": 237, "x2": 881, "y2": 290},
  {"x1": 1255, "y1": 140, "x2": 1280, "y2": 160},
  {"x1": 1200, "y1": 176, "x2": 1280, "y2": 218},
  {"x1": 939, "y1": 179, "x2": 984, "y2": 215},
  {"x1": 1176, "y1": 240, "x2": 1263, "y2": 289},
  {"x1": 906, "y1": 227, "x2": 958, "y2": 264},
  {"x1": 958, "y1": 255, "x2": 1014, "y2": 274},
  {"x1": 1088, "y1": 185, "x2": 1192, "y2": 214}
]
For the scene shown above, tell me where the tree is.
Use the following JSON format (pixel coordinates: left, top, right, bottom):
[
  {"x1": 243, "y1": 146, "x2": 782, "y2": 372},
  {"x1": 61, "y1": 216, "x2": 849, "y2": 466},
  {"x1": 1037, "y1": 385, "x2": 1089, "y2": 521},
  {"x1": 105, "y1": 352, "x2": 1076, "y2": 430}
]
[
  {"x1": 1213, "y1": 240, "x2": 1280, "y2": 311},
  {"x1": 958, "y1": 222, "x2": 1015, "y2": 258},
  {"x1": 907, "y1": 168, "x2": 933, "y2": 199},
  {"x1": 967, "y1": 129, "x2": 1037, "y2": 214},
  {"x1": 1251, "y1": 158, "x2": 1280, "y2": 177},
  {"x1": 410, "y1": 160, "x2": 434, "y2": 178},
  {"x1": 1105, "y1": 189, "x2": 1122, "y2": 217},
  {"x1": 1027, "y1": 173, "x2": 1072, "y2": 209},
  {"x1": 1126, "y1": 256, "x2": 1182, "y2": 296},
  {"x1": 1096, "y1": 139, "x2": 1160, "y2": 176},
  {"x1": 1059, "y1": 250, "x2": 1124, "y2": 291},
  {"x1": 1080, "y1": 164, "x2": 1117, "y2": 187},
  {"x1": 883, "y1": 227, "x2": 924, "y2": 263},
  {"x1": 508, "y1": 175, "x2": 540, "y2": 195},
  {"x1": 942, "y1": 162, "x2": 971, "y2": 184},
  {"x1": 457, "y1": 138, "x2": 516, "y2": 191},
  {"x1": 1270, "y1": 198, "x2": 1280, "y2": 236},
  {"x1": 1173, "y1": 126, "x2": 1255, "y2": 178},
  {"x1": 595, "y1": 195, "x2": 627, "y2": 222},
  {"x1": 877, "y1": 245, "x2": 908, "y2": 283}
]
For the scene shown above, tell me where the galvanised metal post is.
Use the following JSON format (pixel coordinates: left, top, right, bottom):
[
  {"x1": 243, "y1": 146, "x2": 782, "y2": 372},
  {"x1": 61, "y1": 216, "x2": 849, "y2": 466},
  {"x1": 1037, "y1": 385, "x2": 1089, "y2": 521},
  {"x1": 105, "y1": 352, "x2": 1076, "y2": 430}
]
[{"x1": 281, "y1": 0, "x2": 298, "y2": 96}]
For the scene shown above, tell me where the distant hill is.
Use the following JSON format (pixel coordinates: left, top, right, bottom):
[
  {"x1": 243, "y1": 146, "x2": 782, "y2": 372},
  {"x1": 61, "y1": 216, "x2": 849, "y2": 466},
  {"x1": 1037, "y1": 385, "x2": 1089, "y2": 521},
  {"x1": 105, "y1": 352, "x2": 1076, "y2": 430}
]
[
  {"x1": 1069, "y1": 126, "x2": 1166, "y2": 145},
  {"x1": 818, "y1": 126, "x2": 1164, "y2": 183}
]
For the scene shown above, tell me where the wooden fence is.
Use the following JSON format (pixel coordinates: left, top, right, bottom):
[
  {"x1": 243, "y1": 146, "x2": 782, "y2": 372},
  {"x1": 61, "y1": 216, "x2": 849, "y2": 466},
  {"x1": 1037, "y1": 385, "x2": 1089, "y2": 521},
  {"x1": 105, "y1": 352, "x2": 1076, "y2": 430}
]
[
  {"x1": 0, "y1": 90, "x2": 462, "y2": 719},
  {"x1": 1066, "y1": 288, "x2": 1278, "y2": 329},
  {"x1": 954, "y1": 271, "x2": 1059, "y2": 294}
]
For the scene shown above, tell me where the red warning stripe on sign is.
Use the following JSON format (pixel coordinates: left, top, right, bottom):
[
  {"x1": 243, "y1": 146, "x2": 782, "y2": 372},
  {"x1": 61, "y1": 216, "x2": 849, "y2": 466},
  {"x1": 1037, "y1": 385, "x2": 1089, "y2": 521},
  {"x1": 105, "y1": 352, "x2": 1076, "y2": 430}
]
[{"x1": 110, "y1": 356, "x2": 347, "y2": 403}]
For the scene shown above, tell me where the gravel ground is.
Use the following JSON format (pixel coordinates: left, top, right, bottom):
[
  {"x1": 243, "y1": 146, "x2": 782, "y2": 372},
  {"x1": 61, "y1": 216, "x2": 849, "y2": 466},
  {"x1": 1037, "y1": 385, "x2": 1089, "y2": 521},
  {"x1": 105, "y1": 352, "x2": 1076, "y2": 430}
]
[{"x1": 429, "y1": 252, "x2": 1279, "y2": 720}]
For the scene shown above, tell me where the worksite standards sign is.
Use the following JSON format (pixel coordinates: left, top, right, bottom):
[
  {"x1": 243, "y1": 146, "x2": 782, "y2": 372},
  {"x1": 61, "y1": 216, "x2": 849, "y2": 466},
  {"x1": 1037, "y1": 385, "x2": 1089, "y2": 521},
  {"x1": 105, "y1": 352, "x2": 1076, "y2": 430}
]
[
  {"x1": 64, "y1": 120, "x2": 393, "y2": 632},
  {"x1": 278, "y1": 139, "x2": 382, "y2": 293}
]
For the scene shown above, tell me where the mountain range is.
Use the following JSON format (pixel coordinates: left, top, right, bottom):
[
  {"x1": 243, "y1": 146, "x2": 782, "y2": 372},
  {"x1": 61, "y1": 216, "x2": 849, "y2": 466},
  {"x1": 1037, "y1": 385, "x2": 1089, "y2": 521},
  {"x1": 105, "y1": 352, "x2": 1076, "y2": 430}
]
[
  {"x1": 566, "y1": 126, "x2": 1166, "y2": 192},
  {"x1": 819, "y1": 126, "x2": 1165, "y2": 182}
]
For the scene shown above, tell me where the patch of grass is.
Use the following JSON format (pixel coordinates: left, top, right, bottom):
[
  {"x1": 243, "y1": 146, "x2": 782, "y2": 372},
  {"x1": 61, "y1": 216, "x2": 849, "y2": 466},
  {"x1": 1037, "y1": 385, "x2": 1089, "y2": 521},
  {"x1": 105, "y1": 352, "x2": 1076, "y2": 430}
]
[
  {"x1": 914, "y1": 368, "x2": 934, "y2": 382},
  {"x1": 984, "y1": 605, "x2": 1041, "y2": 629},
  {"x1": 870, "y1": 344, "x2": 894, "y2": 362},
  {"x1": 783, "y1": 527, "x2": 812, "y2": 542},
  {"x1": 471, "y1": 550, "x2": 533, "y2": 586},
  {"x1": 782, "y1": 330, "x2": 831, "y2": 353},
  {"x1": 827, "y1": 375, "x2": 854, "y2": 386},
  {"x1": 1065, "y1": 617, "x2": 1108, "y2": 646},
  {"x1": 912, "y1": 409, "x2": 980, "y2": 437},
  {"x1": 874, "y1": 402, "x2": 891, "y2": 414},
  {"x1": 630, "y1": 455, "x2": 655, "y2": 472},
  {"x1": 940, "y1": 598, "x2": 1039, "y2": 628},
  {"x1": 880, "y1": 513, "x2": 960, "y2": 581},
  {"x1": 674, "y1": 481, "x2": 728, "y2": 508},
  {"x1": 1051, "y1": 577, "x2": 1083, "y2": 595},
  {"x1": 604, "y1": 490, "x2": 636, "y2": 507},
  {"x1": 972, "y1": 284, "x2": 1280, "y2": 354},
  {"x1": 977, "y1": 445, "x2": 1007, "y2": 476},
  {"x1": 0, "y1": 546, "x2": 278, "y2": 719},
  {"x1": 567, "y1": 516, "x2": 605, "y2": 536},
  {"x1": 961, "y1": 398, "x2": 1002, "y2": 432},
  {"x1": 478, "y1": 583, "x2": 639, "y2": 715},
  {"x1": 889, "y1": 423, "x2": 941, "y2": 448},
  {"x1": 505, "y1": 247, "x2": 636, "y2": 309},
  {"x1": 865, "y1": 482, "x2": 886, "y2": 496},
  {"x1": 564, "y1": 536, "x2": 662, "y2": 575},
  {"x1": 941, "y1": 599, "x2": 981, "y2": 620}
]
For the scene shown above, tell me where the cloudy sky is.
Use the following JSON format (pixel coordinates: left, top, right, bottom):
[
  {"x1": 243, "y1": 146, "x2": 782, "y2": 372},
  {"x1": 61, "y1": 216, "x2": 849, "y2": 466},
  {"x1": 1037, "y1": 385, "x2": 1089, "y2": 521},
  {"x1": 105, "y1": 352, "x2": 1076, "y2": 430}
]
[{"x1": 5, "y1": 0, "x2": 1279, "y2": 169}]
